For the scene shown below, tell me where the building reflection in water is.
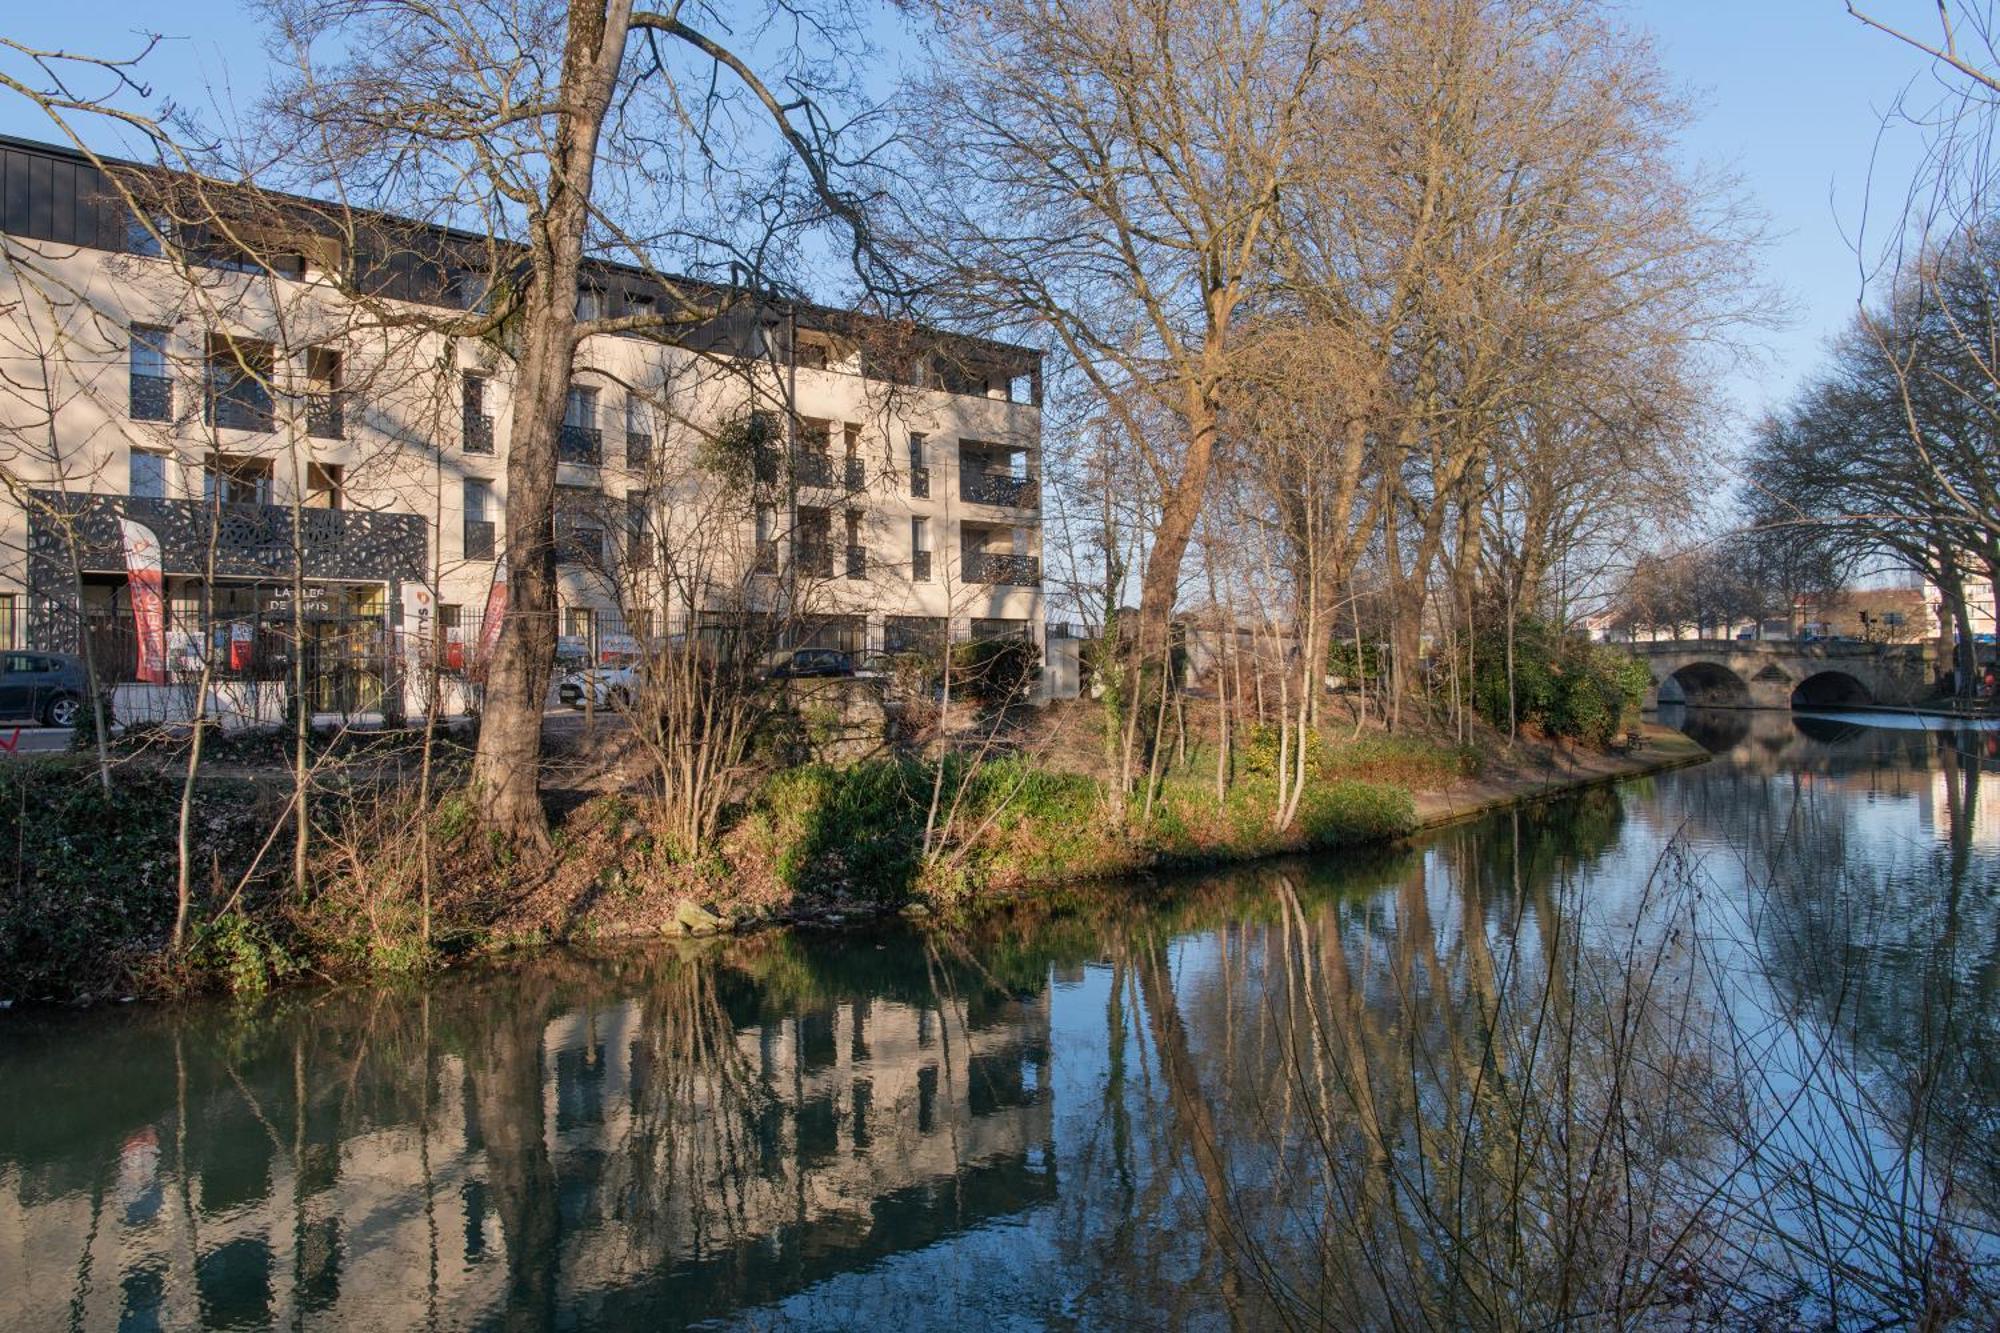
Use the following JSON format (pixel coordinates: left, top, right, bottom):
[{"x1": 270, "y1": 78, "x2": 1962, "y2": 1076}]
[{"x1": 0, "y1": 938, "x2": 1055, "y2": 1330}]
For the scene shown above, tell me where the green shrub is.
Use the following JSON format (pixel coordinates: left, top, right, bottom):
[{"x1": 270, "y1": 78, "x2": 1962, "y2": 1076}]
[
  {"x1": 949, "y1": 637, "x2": 1042, "y2": 706},
  {"x1": 0, "y1": 761, "x2": 263, "y2": 1000},
  {"x1": 1474, "y1": 617, "x2": 1648, "y2": 747}
]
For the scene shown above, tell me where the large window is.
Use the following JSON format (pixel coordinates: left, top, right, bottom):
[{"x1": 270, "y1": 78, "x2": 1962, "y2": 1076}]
[
  {"x1": 462, "y1": 372, "x2": 494, "y2": 454},
  {"x1": 560, "y1": 385, "x2": 602, "y2": 463},
  {"x1": 129, "y1": 325, "x2": 171, "y2": 421},
  {"x1": 463, "y1": 478, "x2": 496, "y2": 560},
  {"x1": 305, "y1": 347, "x2": 344, "y2": 439}
]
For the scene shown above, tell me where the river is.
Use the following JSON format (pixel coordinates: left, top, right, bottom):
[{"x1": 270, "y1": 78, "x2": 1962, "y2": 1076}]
[{"x1": 1, "y1": 710, "x2": 1996, "y2": 1329}]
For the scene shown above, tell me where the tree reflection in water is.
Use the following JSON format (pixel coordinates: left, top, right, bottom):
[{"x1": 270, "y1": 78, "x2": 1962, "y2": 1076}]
[{"x1": 0, "y1": 717, "x2": 1995, "y2": 1329}]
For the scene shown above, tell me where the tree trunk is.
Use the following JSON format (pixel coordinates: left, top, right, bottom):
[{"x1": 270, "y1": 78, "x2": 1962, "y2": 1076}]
[{"x1": 468, "y1": 0, "x2": 627, "y2": 850}]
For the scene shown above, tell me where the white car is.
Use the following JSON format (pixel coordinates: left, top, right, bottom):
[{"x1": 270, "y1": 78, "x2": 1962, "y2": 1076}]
[{"x1": 558, "y1": 663, "x2": 641, "y2": 710}]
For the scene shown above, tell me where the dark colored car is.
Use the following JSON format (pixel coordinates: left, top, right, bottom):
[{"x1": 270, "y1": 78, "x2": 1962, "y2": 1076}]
[
  {"x1": 768, "y1": 648, "x2": 853, "y2": 679},
  {"x1": 0, "y1": 651, "x2": 93, "y2": 727}
]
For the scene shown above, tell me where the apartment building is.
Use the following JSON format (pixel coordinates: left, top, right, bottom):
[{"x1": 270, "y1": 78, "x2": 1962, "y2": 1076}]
[{"x1": 0, "y1": 134, "x2": 1047, "y2": 721}]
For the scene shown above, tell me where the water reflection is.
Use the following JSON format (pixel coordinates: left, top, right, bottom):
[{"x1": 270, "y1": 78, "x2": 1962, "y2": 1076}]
[{"x1": 1, "y1": 718, "x2": 1997, "y2": 1328}]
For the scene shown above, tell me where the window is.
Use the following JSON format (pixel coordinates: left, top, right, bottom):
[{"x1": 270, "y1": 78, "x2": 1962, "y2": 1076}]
[
  {"x1": 0, "y1": 594, "x2": 17, "y2": 651},
  {"x1": 125, "y1": 213, "x2": 167, "y2": 258},
  {"x1": 754, "y1": 505, "x2": 777, "y2": 571},
  {"x1": 130, "y1": 325, "x2": 172, "y2": 421},
  {"x1": 560, "y1": 385, "x2": 601, "y2": 464},
  {"x1": 204, "y1": 335, "x2": 275, "y2": 432},
  {"x1": 305, "y1": 348, "x2": 343, "y2": 439},
  {"x1": 306, "y1": 462, "x2": 344, "y2": 510},
  {"x1": 576, "y1": 287, "x2": 606, "y2": 321},
  {"x1": 624, "y1": 292, "x2": 655, "y2": 321},
  {"x1": 844, "y1": 509, "x2": 865, "y2": 579},
  {"x1": 626, "y1": 490, "x2": 651, "y2": 564},
  {"x1": 563, "y1": 606, "x2": 595, "y2": 640},
  {"x1": 795, "y1": 339, "x2": 829, "y2": 371},
  {"x1": 463, "y1": 479, "x2": 496, "y2": 560},
  {"x1": 555, "y1": 485, "x2": 603, "y2": 564},
  {"x1": 907, "y1": 431, "x2": 929, "y2": 498},
  {"x1": 203, "y1": 454, "x2": 274, "y2": 506},
  {"x1": 130, "y1": 450, "x2": 167, "y2": 499},
  {"x1": 911, "y1": 517, "x2": 932, "y2": 581},
  {"x1": 625, "y1": 393, "x2": 652, "y2": 468},
  {"x1": 462, "y1": 372, "x2": 494, "y2": 453}
]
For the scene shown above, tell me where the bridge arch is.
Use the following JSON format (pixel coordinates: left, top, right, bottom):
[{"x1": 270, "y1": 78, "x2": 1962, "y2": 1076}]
[
  {"x1": 1790, "y1": 670, "x2": 1875, "y2": 708},
  {"x1": 1663, "y1": 661, "x2": 1753, "y2": 708}
]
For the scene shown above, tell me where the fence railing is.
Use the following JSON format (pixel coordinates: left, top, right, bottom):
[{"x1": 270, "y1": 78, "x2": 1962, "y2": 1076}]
[
  {"x1": 961, "y1": 470, "x2": 1038, "y2": 508},
  {"x1": 129, "y1": 374, "x2": 173, "y2": 422},
  {"x1": 464, "y1": 411, "x2": 495, "y2": 454},
  {"x1": 964, "y1": 551, "x2": 1040, "y2": 586},
  {"x1": 558, "y1": 423, "x2": 603, "y2": 464}
]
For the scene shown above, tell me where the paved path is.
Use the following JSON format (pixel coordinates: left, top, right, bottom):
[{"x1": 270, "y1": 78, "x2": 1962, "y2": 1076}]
[{"x1": 0, "y1": 725, "x2": 76, "y2": 757}]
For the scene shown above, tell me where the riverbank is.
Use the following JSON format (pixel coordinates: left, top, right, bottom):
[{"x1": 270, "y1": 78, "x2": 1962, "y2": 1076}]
[{"x1": 0, "y1": 720, "x2": 1710, "y2": 1006}]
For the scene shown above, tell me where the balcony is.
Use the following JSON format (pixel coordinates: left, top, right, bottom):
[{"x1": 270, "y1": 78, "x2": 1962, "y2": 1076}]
[
  {"x1": 910, "y1": 466, "x2": 930, "y2": 499},
  {"x1": 626, "y1": 432, "x2": 652, "y2": 469},
  {"x1": 965, "y1": 550, "x2": 1039, "y2": 586},
  {"x1": 846, "y1": 545, "x2": 866, "y2": 580},
  {"x1": 464, "y1": 412, "x2": 495, "y2": 455},
  {"x1": 463, "y1": 519, "x2": 496, "y2": 561},
  {"x1": 557, "y1": 526, "x2": 604, "y2": 566},
  {"x1": 306, "y1": 391, "x2": 344, "y2": 440},
  {"x1": 129, "y1": 374, "x2": 173, "y2": 423},
  {"x1": 796, "y1": 542, "x2": 835, "y2": 579},
  {"x1": 913, "y1": 549, "x2": 932, "y2": 582},
  {"x1": 558, "y1": 423, "x2": 603, "y2": 465},
  {"x1": 28, "y1": 489, "x2": 427, "y2": 588},
  {"x1": 795, "y1": 451, "x2": 835, "y2": 488},
  {"x1": 961, "y1": 470, "x2": 1038, "y2": 509},
  {"x1": 205, "y1": 382, "x2": 275, "y2": 433},
  {"x1": 844, "y1": 457, "x2": 866, "y2": 492}
]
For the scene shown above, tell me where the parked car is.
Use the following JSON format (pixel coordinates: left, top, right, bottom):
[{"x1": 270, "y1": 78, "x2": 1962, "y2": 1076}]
[
  {"x1": 767, "y1": 648, "x2": 853, "y2": 679},
  {"x1": 0, "y1": 651, "x2": 94, "y2": 727},
  {"x1": 558, "y1": 662, "x2": 641, "y2": 710}
]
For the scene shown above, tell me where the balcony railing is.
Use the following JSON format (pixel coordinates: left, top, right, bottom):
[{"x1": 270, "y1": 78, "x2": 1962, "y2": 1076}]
[
  {"x1": 754, "y1": 540, "x2": 778, "y2": 573},
  {"x1": 961, "y1": 470, "x2": 1038, "y2": 508},
  {"x1": 846, "y1": 544, "x2": 866, "y2": 580},
  {"x1": 306, "y1": 391, "x2": 344, "y2": 440},
  {"x1": 464, "y1": 412, "x2": 495, "y2": 455},
  {"x1": 463, "y1": 519, "x2": 496, "y2": 561},
  {"x1": 626, "y1": 432, "x2": 652, "y2": 469},
  {"x1": 913, "y1": 549, "x2": 932, "y2": 582},
  {"x1": 558, "y1": 423, "x2": 603, "y2": 465},
  {"x1": 557, "y1": 527, "x2": 604, "y2": 565},
  {"x1": 796, "y1": 542, "x2": 835, "y2": 578},
  {"x1": 130, "y1": 374, "x2": 173, "y2": 423},
  {"x1": 910, "y1": 465, "x2": 930, "y2": 499},
  {"x1": 965, "y1": 550, "x2": 1040, "y2": 586},
  {"x1": 795, "y1": 451, "x2": 835, "y2": 488},
  {"x1": 205, "y1": 382, "x2": 275, "y2": 433},
  {"x1": 843, "y1": 457, "x2": 866, "y2": 492},
  {"x1": 627, "y1": 533, "x2": 653, "y2": 566}
]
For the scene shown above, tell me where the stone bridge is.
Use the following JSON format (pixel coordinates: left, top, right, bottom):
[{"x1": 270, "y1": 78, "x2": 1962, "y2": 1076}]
[{"x1": 1629, "y1": 639, "x2": 1935, "y2": 710}]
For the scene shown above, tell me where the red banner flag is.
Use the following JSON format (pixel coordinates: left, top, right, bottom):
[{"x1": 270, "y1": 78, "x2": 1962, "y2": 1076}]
[
  {"x1": 475, "y1": 561, "x2": 508, "y2": 680},
  {"x1": 119, "y1": 517, "x2": 167, "y2": 684}
]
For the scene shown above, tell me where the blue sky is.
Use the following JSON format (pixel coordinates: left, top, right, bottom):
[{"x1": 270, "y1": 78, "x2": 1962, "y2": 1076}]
[{"x1": 0, "y1": 1, "x2": 1957, "y2": 459}]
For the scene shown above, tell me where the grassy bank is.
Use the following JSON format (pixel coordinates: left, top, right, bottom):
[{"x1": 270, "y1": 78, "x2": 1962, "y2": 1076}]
[{"x1": 0, "y1": 722, "x2": 1702, "y2": 1005}]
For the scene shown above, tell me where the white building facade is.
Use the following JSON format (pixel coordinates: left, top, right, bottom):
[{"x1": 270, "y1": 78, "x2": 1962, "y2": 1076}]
[{"x1": 0, "y1": 134, "x2": 1048, "y2": 723}]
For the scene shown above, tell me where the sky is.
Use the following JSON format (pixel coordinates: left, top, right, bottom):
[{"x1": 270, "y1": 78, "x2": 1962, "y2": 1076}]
[{"x1": 0, "y1": 1, "x2": 1965, "y2": 470}]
